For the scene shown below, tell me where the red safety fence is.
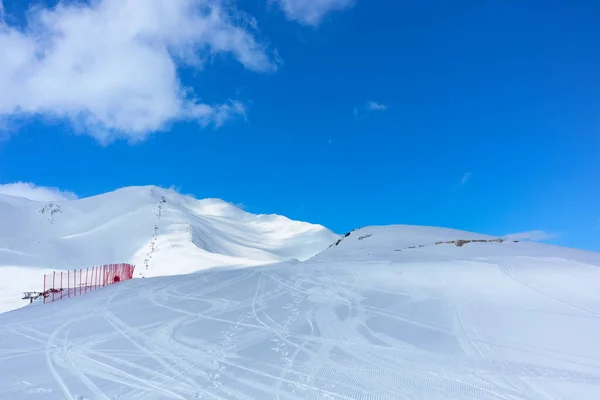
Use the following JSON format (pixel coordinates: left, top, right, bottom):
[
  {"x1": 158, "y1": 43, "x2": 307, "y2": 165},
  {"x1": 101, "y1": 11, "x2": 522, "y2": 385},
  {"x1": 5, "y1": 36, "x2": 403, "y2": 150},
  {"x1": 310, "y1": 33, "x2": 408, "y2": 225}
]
[{"x1": 42, "y1": 263, "x2": 135, "y2": 304}]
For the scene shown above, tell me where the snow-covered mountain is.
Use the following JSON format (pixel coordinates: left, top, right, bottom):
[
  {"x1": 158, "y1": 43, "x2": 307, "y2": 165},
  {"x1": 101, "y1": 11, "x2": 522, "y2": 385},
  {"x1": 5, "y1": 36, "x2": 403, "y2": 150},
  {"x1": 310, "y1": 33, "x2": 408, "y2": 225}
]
[
  {"x1": 0, "y1": 186, "x2": 339, "y2": 312},
  {"x1": 313, "y1": 224, "x2": 600, "y2": 263},
  {"x1": 1, "y1": 224, "x2": 600, "y2": 399}
]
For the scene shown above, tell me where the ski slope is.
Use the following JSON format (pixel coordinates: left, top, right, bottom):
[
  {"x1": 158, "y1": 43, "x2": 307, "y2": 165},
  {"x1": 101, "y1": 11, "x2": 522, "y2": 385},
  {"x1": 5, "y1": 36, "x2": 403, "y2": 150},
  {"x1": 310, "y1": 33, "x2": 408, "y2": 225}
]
[
  {"x1": 1, "y1": 226, "x2": 600, "y2": 399},
  {"x1": 0, "y1": 186, "x2": 338, "y2": 313}
]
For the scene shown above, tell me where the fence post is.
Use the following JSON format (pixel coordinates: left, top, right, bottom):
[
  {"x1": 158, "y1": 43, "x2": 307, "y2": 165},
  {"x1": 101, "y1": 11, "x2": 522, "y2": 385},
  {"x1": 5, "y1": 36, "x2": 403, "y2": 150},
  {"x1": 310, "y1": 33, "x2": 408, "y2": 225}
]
[
  {"x1": 80, "y1": 269, "x2": 82, "y2": 296},
  {"x1": 60, "y1": 271, "x2": 63, "y2": 300},
  {"x1": 68, "y1": 270, "x2": 70, "y2": 298},
  {"x1": 43, "y1": 274, "x2": 46, "y2": 304},
  {"x1": 52, "y1": 271, "x2": 56, "y2": 302}
]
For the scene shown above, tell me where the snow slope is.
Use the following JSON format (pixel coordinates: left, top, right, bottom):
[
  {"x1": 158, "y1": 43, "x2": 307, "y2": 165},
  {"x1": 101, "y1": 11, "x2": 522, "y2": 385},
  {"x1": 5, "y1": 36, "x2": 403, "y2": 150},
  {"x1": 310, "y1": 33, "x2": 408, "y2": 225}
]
[
  {"x1": 1, "y1": 225, "x2": 600, "y2": 399},
  {"x1": 0, "y1": 186, "x2": 338, "y2": 312}
]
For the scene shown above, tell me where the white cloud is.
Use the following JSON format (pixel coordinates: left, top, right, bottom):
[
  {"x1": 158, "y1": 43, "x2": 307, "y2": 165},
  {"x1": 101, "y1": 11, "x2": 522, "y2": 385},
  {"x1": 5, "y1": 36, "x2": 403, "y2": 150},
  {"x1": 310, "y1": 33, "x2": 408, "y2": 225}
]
[
  {"x1": 0, "y1": 182, "x2": 78, "y2": 201},
  {"x1": 272, "y1": 0, "x2": 354, "y2": 26},
  {"x1": 459, "y1": 172, "x2": 472, "y2": 186},
  {"x1": 367, "y1": 101, "x2": 388, "y2": 111},
  {"x1": 504, "y1": 230, "x2": 559, "y2": 242},
  {"x1": 235, "y1": 202, "x2": 247, "y2": 210},
  {"x1": 0, "y1": 0, "x2": 277, "y2": 142},
  {"x1": 354, "y1": 100, "x2": 388, "y2": 119}
]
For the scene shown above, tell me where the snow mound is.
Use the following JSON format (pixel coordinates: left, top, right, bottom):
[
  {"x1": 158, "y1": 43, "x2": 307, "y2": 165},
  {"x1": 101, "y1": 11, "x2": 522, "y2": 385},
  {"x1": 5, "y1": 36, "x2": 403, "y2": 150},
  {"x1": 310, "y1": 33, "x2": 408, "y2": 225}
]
[{"x1": 0, "y1": 186, "x2": 338, "y2": 312}]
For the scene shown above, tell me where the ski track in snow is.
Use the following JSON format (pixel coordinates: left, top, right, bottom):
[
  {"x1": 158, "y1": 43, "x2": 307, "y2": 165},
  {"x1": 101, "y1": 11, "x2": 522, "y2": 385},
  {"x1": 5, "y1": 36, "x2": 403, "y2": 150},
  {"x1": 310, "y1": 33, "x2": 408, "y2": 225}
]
[{"x1": 1, "y1": 257, "x2": 600, "y2": 400}]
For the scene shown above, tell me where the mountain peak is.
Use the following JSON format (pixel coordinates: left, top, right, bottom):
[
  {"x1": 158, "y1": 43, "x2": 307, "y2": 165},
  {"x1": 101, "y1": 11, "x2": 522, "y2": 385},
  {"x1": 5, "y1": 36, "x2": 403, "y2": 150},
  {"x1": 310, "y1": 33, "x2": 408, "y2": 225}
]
[{"x1": 0, "y1": 185, "x2": 338, "y2": 312}]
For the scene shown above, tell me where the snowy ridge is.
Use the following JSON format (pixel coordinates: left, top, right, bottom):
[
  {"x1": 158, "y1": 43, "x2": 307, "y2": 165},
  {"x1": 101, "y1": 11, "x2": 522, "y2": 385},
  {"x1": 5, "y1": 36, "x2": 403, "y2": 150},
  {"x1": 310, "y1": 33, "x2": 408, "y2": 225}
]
[
  {"x1": 0, "y1": 186, "x2": 338, "y2": 312},
  {"x1": 1, "y1": 224, "x2": 600, "y2": 399},
  {"x1": 313, "y1": 225, "x2": 498, "y2": 262},
  {"x1": 313, "y1": 225, "x2": 600, "y2": 264}
]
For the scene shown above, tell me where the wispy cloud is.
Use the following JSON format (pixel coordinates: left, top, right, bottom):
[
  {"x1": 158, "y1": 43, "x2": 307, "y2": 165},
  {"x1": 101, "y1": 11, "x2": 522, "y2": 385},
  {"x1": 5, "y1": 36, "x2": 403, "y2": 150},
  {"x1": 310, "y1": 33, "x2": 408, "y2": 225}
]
[
  {"x1": 0, "y1": 182, "x2": 78, "y2": 202},
  {"x1": 354, "y1": 100, "x2": 388, "y2": 119},
  {"x1": 367, "y1": 101, "x2": 388, "y2": 111},
  {"x1": 458, "y1": 172, "x2": 472, "y2": 186},
  {"x1": 503, "y1": 230, "x2": 559, "y2": 242},
  {"x1": 271, "y1": 0, "x2": 355, "y2": 26},
  {"x1": 0, "y1": 0, "x2": 277, "y2": 143}
]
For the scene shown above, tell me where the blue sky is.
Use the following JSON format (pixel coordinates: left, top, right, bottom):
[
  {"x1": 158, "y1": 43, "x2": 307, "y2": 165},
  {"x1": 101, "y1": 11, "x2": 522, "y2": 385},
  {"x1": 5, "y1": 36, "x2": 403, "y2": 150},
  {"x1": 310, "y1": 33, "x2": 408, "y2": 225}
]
[{"x1": 0, "y1": 0, "x2": 599, "y2": 251}]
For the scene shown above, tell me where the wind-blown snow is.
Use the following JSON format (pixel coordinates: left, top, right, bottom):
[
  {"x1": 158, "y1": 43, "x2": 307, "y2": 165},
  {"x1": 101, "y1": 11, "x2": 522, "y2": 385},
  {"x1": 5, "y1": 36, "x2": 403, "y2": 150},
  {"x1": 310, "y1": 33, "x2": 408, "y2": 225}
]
[
  {"x1": 1, "y1": 225, "x2": 600, "y2": 399},
  {"x1": 0, "y1": 186, "x2": 338, "y2": 312}
]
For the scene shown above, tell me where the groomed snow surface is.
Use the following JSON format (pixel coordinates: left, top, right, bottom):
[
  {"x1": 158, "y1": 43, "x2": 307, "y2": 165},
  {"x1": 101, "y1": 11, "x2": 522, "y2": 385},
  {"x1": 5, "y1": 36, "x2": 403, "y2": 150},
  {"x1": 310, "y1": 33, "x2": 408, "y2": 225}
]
[{"x1": 2, "y1": 223, "x2": 600, "y2": 399}]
